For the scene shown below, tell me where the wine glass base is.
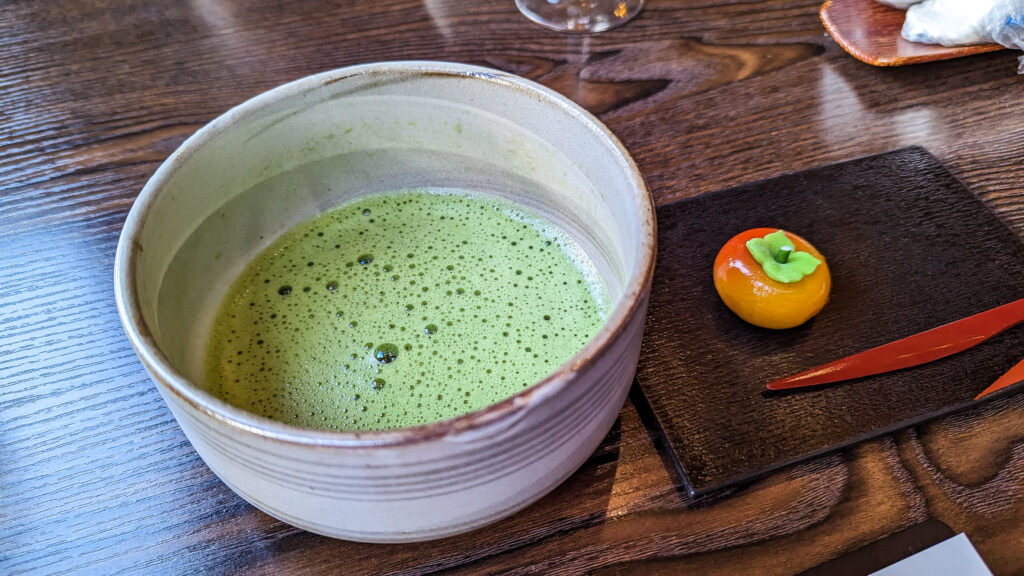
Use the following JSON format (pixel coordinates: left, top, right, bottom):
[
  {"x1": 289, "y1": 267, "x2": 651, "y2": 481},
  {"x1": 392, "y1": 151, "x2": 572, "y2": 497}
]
[{"x1": 515, "y1": 0, "x2": 644, "y2": 33}]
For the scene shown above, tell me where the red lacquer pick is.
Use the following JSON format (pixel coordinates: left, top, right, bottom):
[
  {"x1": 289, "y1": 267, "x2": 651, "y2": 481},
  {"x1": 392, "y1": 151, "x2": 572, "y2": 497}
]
[
  {"x1": 976, "y1": 356, "x2": 1024, "y2": 399},
  {"x1": 766, "y1": 298, "x2": 1024, "y2": 392}
]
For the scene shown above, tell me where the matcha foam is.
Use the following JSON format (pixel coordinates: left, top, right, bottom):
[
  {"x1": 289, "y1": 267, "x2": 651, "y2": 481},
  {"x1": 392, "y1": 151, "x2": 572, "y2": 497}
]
[{"x1": 204, "y1": 188, "x2": 610, "y2": 431}]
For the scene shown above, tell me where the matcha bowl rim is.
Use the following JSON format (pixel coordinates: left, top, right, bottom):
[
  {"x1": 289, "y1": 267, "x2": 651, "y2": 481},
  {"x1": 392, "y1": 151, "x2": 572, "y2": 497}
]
[{"x1": 114, "y1": 60, "x2": 656, "y2": 449}]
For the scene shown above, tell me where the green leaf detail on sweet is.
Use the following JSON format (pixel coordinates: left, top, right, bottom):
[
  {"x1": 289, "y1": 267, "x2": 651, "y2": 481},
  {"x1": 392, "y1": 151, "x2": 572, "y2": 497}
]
[{"x1": 745, "y1": 230, "x2": 821, "y2": 283}]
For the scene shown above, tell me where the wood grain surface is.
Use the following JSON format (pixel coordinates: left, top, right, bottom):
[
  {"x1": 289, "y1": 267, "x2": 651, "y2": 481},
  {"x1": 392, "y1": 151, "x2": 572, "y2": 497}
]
[{"x1": 2, "y1": 1, "x2": 1024, "y2": 574}]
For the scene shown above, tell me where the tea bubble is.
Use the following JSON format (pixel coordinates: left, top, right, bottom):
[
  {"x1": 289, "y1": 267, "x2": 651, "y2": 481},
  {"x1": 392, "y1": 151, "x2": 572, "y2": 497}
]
[{"x1": 374, "y1": 343, "x2": 399, "y2": 364}]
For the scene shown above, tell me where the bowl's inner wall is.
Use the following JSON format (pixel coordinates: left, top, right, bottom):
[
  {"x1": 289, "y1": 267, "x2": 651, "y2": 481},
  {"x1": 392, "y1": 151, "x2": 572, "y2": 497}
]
[{"x1": 136, "y1": 70, "x2": 645, "y2": 386}]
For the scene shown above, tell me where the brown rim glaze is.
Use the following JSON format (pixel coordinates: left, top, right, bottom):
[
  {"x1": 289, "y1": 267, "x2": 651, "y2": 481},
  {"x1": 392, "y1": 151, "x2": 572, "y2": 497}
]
[{"x1": 114, "y1": 61, "x2": 656, "y2": 448}]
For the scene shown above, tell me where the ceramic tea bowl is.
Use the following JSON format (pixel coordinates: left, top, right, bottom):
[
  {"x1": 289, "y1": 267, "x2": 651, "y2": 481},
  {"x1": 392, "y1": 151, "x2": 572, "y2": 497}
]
[{"x1": 114, "y1": 61, "x2": 655, "y2": 542}]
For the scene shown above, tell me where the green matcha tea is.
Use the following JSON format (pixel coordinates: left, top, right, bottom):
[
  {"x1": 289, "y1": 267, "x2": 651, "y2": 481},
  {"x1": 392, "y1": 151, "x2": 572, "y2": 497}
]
[{"x1": 204, "y1": 188, "x2": 610, "y2": 431}]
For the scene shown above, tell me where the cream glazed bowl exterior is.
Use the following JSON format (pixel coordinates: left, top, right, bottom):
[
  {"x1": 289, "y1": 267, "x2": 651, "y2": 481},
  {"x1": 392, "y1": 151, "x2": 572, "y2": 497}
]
[{"x1": 114, "y1": 61, "x2": 656, "y2": 542}]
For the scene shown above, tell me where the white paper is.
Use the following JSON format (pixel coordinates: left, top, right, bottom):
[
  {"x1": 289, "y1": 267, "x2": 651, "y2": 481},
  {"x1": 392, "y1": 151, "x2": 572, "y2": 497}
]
[{"x1": 871, "y1": 533, "x2": 993, "y2": 576}]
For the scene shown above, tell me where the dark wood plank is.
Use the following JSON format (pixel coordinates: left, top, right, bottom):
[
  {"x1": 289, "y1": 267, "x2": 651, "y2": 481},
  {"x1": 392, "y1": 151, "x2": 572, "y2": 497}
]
[
  {"x1": 3, "y1": 1, "x2": 1024, "y2": 574},
  {"x1": 821, "y1": 0, "x2": 1002, "y2": 66}
]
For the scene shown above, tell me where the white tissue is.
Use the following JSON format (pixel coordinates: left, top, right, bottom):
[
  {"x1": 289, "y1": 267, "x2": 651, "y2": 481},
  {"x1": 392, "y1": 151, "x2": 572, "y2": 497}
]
[
  {"x1": 903, "y1": 0, "x2": 999, "y2": 45},
  {"x1": 875, "y1": 0, "x2": 921, "y2": 9},
  {"x1": 900, "y1": 0, "x2": 1024, "y2": 72}
]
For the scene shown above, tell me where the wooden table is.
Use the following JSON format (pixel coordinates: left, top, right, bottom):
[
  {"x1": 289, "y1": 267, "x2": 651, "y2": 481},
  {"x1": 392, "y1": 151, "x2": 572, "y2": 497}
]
[{"x1": 4, "y1": 1, "x2": 1023, "y2": 573}]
